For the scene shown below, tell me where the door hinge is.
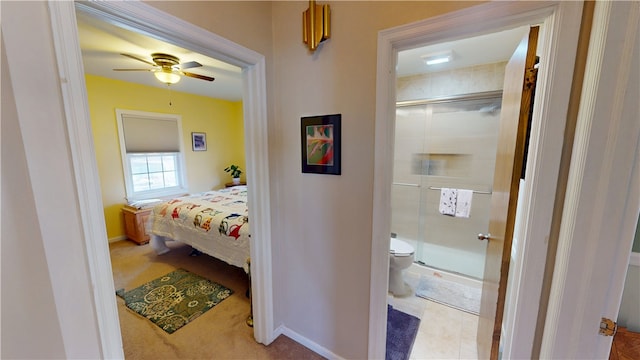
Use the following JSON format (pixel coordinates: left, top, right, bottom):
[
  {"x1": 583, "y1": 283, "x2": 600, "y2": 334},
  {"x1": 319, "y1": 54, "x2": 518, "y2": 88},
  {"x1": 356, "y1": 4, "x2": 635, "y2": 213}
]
[
  {"x1": 524, "y1": 68, "x2": 538, "y2": 91},
  {"x1": 599, "y1": 317, "x2": 617, "y2": 336}
]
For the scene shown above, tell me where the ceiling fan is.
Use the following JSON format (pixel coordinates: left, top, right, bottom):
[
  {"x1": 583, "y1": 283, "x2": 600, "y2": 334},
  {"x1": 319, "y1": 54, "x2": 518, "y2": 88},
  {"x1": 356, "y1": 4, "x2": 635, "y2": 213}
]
[{"x1": 113, "y1": 53, "x2": 215, "y2": 84}]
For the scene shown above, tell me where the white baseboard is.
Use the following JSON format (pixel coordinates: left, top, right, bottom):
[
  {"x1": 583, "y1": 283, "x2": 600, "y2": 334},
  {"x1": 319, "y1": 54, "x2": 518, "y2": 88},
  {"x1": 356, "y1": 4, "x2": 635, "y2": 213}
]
[
  {"x1": 272, "y1": 323, "x2": 285, "y2": 341},
  {"x1": 278, "y1": 325, "x2": 344, "y2": 360},
  {"x1": 108, "y1": 235, "x2": 127, "y2": 243},
  {"x1": 630, "y1": 252, "x2": 640, "y2": 267}
]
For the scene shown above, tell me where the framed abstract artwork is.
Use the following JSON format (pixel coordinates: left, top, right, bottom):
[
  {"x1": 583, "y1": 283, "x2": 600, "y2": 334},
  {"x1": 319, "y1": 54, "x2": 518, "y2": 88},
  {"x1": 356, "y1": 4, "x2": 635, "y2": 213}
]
[
  {"x1": 301, "y1": 114, "x2": 341, "y2": 175},
  {"x1": 191, "y1": 132, "x2": 207, "y2": 151}
]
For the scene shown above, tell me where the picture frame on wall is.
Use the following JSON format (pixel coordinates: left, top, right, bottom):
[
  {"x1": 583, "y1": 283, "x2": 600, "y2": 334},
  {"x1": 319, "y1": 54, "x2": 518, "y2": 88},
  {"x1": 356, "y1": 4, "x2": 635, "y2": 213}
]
[
  {"x1": 301, "y1": 114, "x2": 341, "y2": 175},
  {"x1": 192, "y1": 132, "x2": 207, "y2": 151}
]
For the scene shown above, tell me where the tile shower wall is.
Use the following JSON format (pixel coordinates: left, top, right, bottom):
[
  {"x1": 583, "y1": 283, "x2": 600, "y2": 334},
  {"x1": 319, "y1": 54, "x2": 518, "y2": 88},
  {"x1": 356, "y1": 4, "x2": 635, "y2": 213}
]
[
  {"x1": 397, "y1": 61, "x2": 507, "y2": 101},
  {"x1": 393, "y1": 62, "x2": 507, "y2": 279}
]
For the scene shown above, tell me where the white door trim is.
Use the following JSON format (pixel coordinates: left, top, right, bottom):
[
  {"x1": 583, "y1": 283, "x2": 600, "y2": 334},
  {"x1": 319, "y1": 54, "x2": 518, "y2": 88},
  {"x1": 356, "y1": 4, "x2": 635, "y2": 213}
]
[
  {"x1": 540, "y1": 1, "x2": 640, "y2": 358},
  {"x1": 48, "y1": 1, "x2": 274, "y2": 357},
  {"x1": 371, "y1": 2, "x2": 583, "y2": 358}
]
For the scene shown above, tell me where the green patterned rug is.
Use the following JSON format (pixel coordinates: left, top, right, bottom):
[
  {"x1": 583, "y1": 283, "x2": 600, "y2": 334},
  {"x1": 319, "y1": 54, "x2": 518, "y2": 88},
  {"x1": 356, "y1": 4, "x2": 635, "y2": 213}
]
[{"x1": 116, "y1": 268, "x2": 233, "y2": 334}]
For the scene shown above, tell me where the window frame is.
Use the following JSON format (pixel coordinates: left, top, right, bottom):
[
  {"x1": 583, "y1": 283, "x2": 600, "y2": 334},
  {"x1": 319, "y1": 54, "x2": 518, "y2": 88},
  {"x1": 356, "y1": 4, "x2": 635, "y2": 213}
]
[{"x1": 115, "y1": 109, "x2": 188, "y2": 201}]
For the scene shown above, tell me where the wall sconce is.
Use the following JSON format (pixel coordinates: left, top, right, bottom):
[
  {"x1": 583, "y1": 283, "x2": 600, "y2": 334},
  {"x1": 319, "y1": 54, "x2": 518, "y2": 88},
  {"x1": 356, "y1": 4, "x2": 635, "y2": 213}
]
[
  {"x1": 302, "y1": 0, "x2": 331, "y2": 52},
  {"x1": 154, "y1": 69, "x2": 181, "y2": 85}
]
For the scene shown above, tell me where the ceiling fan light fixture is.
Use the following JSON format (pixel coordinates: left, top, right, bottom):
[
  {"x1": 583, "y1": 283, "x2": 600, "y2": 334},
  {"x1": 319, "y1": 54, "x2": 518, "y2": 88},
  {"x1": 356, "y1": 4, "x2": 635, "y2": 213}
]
[
  {"x1": 154, "y1": 70, "x2": 181, "y2": 84},
  {"x1": 115, "y1": 53, "x2": 214, "y2": 84}
]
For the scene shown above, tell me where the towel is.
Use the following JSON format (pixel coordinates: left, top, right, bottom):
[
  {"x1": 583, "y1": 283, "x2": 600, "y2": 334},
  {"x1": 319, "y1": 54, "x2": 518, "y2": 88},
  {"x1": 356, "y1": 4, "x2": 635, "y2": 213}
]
[
  {"x1": 455, "y1": 189, "x2": 473, "y2": 218},
  {"x1": 439, "y1": 188, "x2": 457, "y2": 216}
]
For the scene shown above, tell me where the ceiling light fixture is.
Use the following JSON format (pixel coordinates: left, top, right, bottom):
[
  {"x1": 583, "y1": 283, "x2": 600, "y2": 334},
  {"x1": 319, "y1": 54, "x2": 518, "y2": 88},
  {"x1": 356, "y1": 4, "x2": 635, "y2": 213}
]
[
  {"x1": 422, "y1": 50, "x2": 454, "y2": 66},
  {"x1": 154, "y1": 69, "x2": 181, "y2": 85}
]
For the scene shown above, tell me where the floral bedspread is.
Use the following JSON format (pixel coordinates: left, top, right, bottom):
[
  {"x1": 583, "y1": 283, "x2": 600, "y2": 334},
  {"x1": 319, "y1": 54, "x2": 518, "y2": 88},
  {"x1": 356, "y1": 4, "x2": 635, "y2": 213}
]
[{"x1": 148, "y1": 186, "x2": 250, "y2": 268}]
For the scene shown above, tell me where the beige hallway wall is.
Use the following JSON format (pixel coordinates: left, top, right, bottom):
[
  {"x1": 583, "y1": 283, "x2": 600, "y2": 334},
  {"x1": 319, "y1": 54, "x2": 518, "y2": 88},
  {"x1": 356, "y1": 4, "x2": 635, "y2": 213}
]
[
  {"x1": 268, "y1": 2, "x2": 482, "y2": 357},
  {"x1": 152, "y1": 1, "x2": 484, "y2": 357}
]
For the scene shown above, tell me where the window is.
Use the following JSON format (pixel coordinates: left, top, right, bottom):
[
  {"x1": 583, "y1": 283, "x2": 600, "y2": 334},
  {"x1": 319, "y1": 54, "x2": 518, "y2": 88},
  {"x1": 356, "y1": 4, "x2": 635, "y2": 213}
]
[
  {"x1": 129, "y1": 153, "x2": 178, "y2": 192},
  {"x1": 116, "y1": 109, "x2": 188, "y2": 201}
]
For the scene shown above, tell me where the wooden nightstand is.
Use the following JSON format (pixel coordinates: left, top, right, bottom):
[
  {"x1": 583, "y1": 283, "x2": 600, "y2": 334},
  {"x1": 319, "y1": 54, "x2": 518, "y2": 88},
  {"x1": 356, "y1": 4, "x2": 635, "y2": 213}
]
[
  {"x1": 225, "y1": 181, "x2": 246, "y2": 188},
  {"x1": 122, "y1": 206, "x2": 153, "y2": 245}
]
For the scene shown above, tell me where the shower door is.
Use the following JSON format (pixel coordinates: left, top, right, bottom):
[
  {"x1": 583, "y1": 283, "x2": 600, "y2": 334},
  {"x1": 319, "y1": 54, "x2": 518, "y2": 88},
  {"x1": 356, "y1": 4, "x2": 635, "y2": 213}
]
[{"x1": 391, "y1": 93, "x2": 502, "y2": 279}]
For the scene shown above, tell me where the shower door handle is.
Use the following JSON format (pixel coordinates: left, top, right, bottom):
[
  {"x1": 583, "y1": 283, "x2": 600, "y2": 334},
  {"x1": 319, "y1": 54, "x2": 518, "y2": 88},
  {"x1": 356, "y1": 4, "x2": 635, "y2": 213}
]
[{"x1": 477, "y1": 233, "x2": 491, "y2": 241}]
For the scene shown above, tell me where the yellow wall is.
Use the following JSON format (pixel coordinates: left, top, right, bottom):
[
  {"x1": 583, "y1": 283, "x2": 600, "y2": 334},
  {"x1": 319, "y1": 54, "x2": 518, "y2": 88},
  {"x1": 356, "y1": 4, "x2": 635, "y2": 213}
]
[{"x1": 85, "y1": 74, "x2": 244, "y2": 240}]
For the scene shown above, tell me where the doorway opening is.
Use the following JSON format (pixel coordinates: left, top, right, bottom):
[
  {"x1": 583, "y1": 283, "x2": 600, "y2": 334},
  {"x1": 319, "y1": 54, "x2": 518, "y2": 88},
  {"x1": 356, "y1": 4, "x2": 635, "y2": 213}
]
[
  {"x1": 371, "y1": 2, "x2": 584, "y2": 359},
  {"x1": 75, "y1": 9, "x2": 252, "y2": 356},
  {"x1": 387, "y1": 26, "x2": 530, "y2": 358},
  {"x1": 49, "y1": 1, "x2": 274, "y2": 357}
]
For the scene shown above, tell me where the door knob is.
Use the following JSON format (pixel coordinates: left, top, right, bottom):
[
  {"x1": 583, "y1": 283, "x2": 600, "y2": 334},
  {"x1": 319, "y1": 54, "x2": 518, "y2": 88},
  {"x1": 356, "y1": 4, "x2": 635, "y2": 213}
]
[{"x1": 478, "y1": 233, "x2": 491, "y2": 241}]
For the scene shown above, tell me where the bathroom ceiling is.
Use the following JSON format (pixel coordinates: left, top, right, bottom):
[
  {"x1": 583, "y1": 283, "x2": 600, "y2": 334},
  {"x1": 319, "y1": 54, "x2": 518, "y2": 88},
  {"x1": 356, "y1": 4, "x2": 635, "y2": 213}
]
[
  {"x1": 396, "y1": 27, "x2": 530, "y2": 77},
  {"x1": 76, "y1": 10, "x2": 527, "y2": 101}
]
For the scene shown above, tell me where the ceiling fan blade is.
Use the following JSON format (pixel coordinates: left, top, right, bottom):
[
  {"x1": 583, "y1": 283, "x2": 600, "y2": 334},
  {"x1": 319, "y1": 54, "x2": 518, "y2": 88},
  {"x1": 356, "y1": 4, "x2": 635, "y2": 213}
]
[
  {"x1": 113, "y1": 68, "x2": 153, "y2": 72},
  {"x1": 180, "y1": 61, "x2": 202, "y2": 69},
  {"x1": 120, "y1": 53, "x2": 156, "y2": 66},
  {"x1": 183, "y1": 71, "x2": 215, "y2": 81}
]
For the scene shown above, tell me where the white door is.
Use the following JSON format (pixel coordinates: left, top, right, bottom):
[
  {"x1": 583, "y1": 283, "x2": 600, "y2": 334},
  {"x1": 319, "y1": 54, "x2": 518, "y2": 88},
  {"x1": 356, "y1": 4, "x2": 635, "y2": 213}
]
[{"x1": 476, "y1": 26, "x2": 539, "y2": 359}]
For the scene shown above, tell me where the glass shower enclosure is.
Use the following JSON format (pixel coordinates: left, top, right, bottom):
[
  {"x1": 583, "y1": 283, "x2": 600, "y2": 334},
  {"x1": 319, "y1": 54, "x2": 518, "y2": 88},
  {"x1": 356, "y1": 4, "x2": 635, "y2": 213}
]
[{"x1": 391, "y1": 91, "x2": 502, "y2": 279}]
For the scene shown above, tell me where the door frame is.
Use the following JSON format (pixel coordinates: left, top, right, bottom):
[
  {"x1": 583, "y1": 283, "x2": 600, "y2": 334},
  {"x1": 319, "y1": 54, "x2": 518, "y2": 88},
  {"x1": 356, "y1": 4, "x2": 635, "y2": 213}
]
[
  {"x1": 370, "y1": 1, "x2": 583, "y2": 358},
  {"x1": 540, "y1": 1, "x2": 640, "y2": 357},
  {"x1": 48, "y1": 1, "x2": 274, "y2": 357}
]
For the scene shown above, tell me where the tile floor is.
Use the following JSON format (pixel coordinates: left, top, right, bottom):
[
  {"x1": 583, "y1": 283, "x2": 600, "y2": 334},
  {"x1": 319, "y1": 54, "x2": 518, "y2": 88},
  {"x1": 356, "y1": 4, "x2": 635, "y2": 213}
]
[{"x1": 388, "y1": 270, "x2": 479, "y2": 359}]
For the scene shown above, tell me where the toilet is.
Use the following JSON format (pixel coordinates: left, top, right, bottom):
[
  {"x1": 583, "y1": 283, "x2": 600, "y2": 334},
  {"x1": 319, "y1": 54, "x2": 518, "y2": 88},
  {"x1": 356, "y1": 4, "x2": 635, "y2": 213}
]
[{"x1": 389, "y1": 237, "x2": 415, "y2": 296}]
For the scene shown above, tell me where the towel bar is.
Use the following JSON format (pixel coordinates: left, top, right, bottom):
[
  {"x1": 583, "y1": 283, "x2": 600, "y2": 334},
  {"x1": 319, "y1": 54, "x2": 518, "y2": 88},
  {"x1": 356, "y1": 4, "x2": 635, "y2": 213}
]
[
  {"x1": 428, "y1": 186, "x2": 492, "y2": 194},
  {"x1": 392, "y1": 182, "x2": 420, "y2": 187}
]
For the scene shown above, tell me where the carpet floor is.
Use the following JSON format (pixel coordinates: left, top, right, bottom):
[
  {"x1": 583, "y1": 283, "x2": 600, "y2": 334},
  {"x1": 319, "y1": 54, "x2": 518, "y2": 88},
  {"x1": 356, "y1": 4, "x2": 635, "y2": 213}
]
[{"x1": 110, "y1": 240, "x2": 324, "y2": 359}]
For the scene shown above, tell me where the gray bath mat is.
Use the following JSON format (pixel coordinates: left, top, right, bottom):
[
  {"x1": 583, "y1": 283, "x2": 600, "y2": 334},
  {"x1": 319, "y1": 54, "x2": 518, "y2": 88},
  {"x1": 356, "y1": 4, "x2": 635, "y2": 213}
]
[
  {"x1": 415, "y1": 275, "x2": 481, "y2": 315},
  {"x1": 386, "y1": 305, "x2": 420, "y2": 360}
]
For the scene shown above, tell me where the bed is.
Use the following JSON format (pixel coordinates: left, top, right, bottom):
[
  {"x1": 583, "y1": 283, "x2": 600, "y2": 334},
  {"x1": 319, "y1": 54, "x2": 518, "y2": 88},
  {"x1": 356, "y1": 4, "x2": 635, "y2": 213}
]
[{"x1": 147, "y1": 185, "x2": 250, "y2": 269}]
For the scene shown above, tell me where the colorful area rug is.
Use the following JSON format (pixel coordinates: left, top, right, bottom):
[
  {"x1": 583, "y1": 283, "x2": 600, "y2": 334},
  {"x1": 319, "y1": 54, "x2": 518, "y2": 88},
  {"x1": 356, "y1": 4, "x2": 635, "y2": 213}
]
[
  {"x1": 116, "y1": 268, "x2": 233, "y2": 334},
  {"x1": 415, "y1": 275, "x2": 481, "y2": 315},
  {"x1": 386, "y1": 305, "x2": 420, "y2": 360}
]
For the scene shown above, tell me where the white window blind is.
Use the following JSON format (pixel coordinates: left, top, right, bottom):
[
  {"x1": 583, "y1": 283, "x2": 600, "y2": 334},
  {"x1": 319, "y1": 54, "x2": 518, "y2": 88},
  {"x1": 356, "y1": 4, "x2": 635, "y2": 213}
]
[
  {"x1": 121, "y1": 114, "x2": 180, "y2": 153},
  {"x1": 115, "y1": 109, "x2": 188, "y2": 201}
]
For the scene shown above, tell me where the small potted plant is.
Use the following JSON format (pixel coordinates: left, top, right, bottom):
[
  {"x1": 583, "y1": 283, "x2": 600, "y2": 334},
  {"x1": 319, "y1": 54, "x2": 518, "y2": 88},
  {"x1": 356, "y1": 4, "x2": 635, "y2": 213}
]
[{"x1": 224, "y1": 164, "x2": 243, "y2": 185}]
